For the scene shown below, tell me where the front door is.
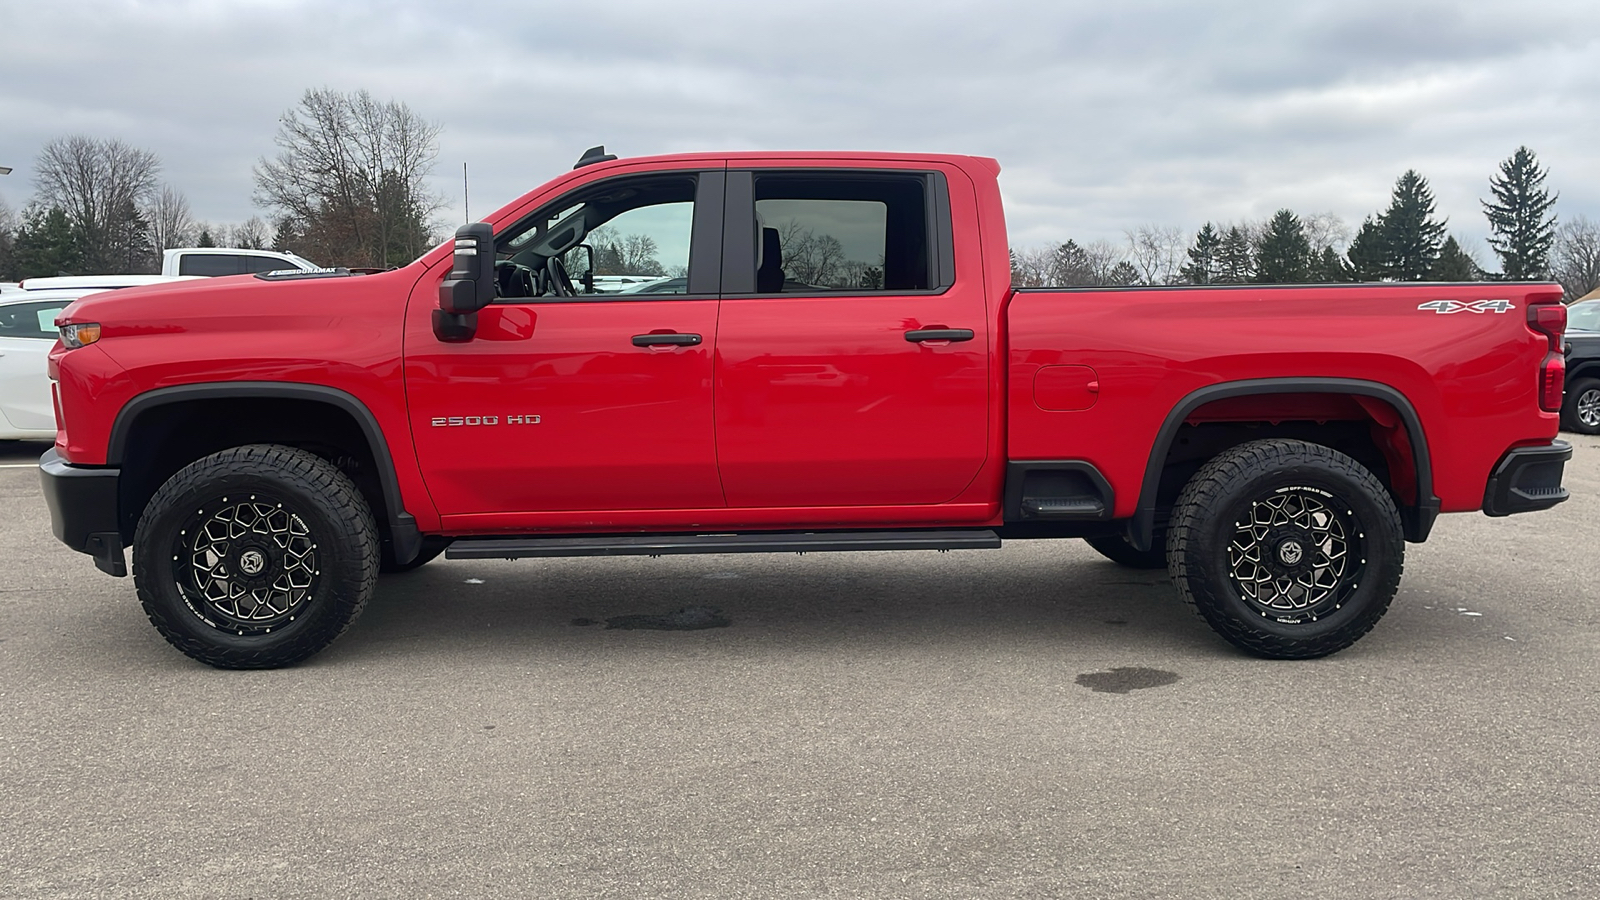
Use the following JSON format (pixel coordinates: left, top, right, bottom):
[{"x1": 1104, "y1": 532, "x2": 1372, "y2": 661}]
[
  {"x1": 406, "y1": 170, "x2": 727, "y2": 518},
  {"x1": 713, "y1": 169, "x2": 989, "y2": 508}
]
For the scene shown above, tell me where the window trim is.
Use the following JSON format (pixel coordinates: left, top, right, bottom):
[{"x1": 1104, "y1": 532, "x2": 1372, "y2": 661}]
[
  {"x1": 719, "y1": 168, "x2": 956, "y2": 298},
  {"x1": 489, "y1": 169, "x2": 724, "y2": 305}
]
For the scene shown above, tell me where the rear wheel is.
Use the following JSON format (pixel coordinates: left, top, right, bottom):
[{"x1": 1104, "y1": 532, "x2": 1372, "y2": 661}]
[
  {"x1": 133, "y1": 444, "x2": 378, "y2": 669},
  {"x1": 1167, "y1": 439, "x2": 1404, "y2": 659},
  {"x1": 1561, "y1": 377, "x2": 1600, "y2": 434},
  {"x1": 1084, "y1": 532, "x2": 1167, "y2": 569}
]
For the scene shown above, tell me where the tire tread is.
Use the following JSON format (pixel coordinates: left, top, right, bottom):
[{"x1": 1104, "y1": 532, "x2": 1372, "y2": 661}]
[
  {"x1": 133, "y1": 444, "x2": 378, "y2": 668},
  {"x1": 1167, "y1": 438, "x2": 1404, "y2": 659}
]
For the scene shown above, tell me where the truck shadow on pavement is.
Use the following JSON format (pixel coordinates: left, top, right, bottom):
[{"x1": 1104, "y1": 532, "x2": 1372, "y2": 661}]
[{"x1": 326, "y1": 543, "x2": 1219, "y2": 665}]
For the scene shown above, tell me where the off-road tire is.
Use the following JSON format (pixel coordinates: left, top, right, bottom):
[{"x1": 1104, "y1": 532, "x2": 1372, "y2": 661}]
[
  {"x1": 1084, "y1": 532, "x2": 1167, "y2": 569},
  {"x1": 1560, "y1": 377, "x2": 1600, "y2": 434},
  {"x1": 1167, "y1": 439, "x2": 1404, "y2": 659},
  {"x1": 380, "y1": 536, "x2": 451, "y2": 574},
  {"x1": 133, "y1": 444, "x2": 378, "y2": 669}
]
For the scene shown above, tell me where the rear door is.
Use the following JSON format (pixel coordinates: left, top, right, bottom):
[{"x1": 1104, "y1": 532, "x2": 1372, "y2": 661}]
[{"x1": 712, "y1": 168, "x2": 989, "y2": 507}]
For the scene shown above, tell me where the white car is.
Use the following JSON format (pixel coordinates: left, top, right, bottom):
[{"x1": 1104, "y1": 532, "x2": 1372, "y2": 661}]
[{"x1": 0, "y1": 288, "x2": 101, "y2": 440}]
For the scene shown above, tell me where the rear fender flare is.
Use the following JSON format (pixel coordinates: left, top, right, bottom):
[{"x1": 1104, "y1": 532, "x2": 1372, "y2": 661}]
[{"x1": 1130, "y1": 378, "x2": 1437, "y2": 550}]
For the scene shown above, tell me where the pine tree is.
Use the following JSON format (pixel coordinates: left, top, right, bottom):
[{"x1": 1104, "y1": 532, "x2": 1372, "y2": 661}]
[
  {"x1": 1431, "y1": 236, "x2": 1481, "y2": 281},
  {"x1": 1311, "y1": 246, "x2": 1351, "y2": 282},
  {"x1": 1253, "y1": 210, "x2": 1313, "y2": 283},
  {"x1": 1378, "y1": 170, "x2": 1446, "y2": 281},
  {"x1": 1216, "y1": 226, "x2": 1254, "y2": 283},
  {"x1": 197, "y1": 229, "x2": 216, "y2": 248},
  {"x1": 1482, "y1": 146, "x2": 1557, "y2": 279},
  {"x1": 1180, "y1": 223, "x2": 1222, "y2": 284},
  {"x1": 12, "y1": 206, "x2": 83, "y2": 278},
  {"x1": 1347, "y1": 216, "x2": 1386, "y2": 281}
]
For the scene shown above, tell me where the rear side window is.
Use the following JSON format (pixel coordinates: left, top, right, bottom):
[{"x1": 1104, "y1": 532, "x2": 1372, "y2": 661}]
[
  {"x1": 0, "y1": 301, "x2": 69, "y2": 339},
  {"x1": 178, "y1": 254, "x2": 244, "y2": 277},
  {"x1": 742, "y1": 172, "x2": 945, "y2": 294}
]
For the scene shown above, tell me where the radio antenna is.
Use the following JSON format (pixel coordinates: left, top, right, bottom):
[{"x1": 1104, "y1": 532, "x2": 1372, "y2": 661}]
[{"x1": 463, "y1": 162, "x2": 470, "y2": 223}]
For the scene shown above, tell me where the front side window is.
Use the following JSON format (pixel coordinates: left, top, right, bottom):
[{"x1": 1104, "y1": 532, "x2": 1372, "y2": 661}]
[{"x1": 495, "y1": 175, "x2": 699, "y2": 300}]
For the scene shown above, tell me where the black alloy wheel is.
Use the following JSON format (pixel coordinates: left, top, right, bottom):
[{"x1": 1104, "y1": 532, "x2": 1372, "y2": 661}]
[
  {"x1": 1167, "y1": 439, "x2": 1404, "y2": 659},
  {"x1": 133, "y1": 444, "x2": 378, "y2": 669}
]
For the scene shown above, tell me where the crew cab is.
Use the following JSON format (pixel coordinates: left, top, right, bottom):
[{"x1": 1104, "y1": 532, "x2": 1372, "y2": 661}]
[
  {"x1": 161, "y1": 247, "x2": 320, "y2": 278},
  {"x1": 40, "y1": 148, "x2": 1571, "y2": 668}
]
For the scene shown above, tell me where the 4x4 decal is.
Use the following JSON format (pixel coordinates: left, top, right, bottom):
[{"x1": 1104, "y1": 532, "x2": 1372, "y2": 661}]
[{"x1": 1417, "y1": 299, "x2": 1515, "y2": 315}]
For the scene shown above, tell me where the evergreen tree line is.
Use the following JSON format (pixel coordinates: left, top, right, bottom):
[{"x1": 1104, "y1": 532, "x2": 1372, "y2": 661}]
[
  {"x1": 0, "y1": 89, "x2": 444, "y2": 282},
  {"x1": 1011, "y1": 147, "x2": 1600, "y2": 301}
]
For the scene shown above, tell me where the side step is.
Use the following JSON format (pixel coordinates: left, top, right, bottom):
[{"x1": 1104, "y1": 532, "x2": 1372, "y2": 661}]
[
  {"x1": 445, "y1": 529, "x2": 1002, "y2": 560},
  {"x1": 1021, "y1": 497, "x2": 1105, "y2": 518}
]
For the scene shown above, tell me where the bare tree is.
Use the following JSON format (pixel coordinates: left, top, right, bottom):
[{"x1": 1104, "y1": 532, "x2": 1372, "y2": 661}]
[
  {"x1": 0, "y1": 195, "x2": 16, "y2": 279},
  {"x1": 1553, "y1": 215, "x2": 1600, "y2": 301},
  {"x1": 145, "y1": 185, "x2": 195, "y2": 256},
  {"x1": 1302, "y1": 211, "x2": 1352, "y2": 253},
  {"x1": 1125, "y1": 224, "x2": 1186, "y2": 285},
  {"x1": 229, "y1": 216, "x2": 271, "y2": 250},
  {"x1": 1010, "y1": 246, "x2": 1054, "y2": 287},
  {"x1": 254, "y1": 88, "x2": 444, "y2": 268},
  {"x1": 1049, "y1": 239, "x2": 1131, "y2": 286},
  {"x1": 769, "y1": 220, "x2": 848, "y2": 286},
  {"x1": 35, "y1": 135, "x2": 161, "y2": 272}
]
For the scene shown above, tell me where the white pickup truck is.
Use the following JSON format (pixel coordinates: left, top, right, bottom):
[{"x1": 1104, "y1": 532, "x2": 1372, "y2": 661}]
[{"x1": 160, "y1": 247, "x2": 320, "y2": 277}]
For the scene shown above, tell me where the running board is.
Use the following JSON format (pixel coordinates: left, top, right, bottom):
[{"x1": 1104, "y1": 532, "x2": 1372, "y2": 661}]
[{"x1": 445, "y1": 529, "x2": 1002, "y2": 560}]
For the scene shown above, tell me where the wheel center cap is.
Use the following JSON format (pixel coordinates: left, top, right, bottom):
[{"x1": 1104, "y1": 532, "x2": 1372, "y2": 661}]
[
  {"x1": 238, "y1": 549, "x2": 267, "y2": 576},
  {"x1": 1277, "y1": 540, "x2": 1304, "y2": 566}
]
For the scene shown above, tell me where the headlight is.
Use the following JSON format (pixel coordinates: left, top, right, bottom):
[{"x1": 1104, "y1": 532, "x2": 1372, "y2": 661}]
[{"x1": 59, "y1": 323, "x2": 101, "y2": 349}]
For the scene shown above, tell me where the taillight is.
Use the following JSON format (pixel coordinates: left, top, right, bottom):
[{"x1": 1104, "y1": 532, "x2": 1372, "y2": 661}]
[
  {"x1": 1541, "y1": 353, "x2": 1565, "y2": 412},
  {"x1": 1529, "y1": 298, "x2": 1567, "y2": 412},
  {"x1": 1529, "y1": 301, "x2": 1566, "y2": 351}
]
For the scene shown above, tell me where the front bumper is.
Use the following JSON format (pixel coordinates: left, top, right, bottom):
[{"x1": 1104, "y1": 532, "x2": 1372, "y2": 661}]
[
  {"x1": 1482, "y1": 440, "x2": 1571, "y2": 517},
  {"x1": 38, "y1": 448, "x2": 126, "y2": 576}
]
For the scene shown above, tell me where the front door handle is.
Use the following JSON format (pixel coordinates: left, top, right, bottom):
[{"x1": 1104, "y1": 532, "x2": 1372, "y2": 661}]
[
  {"x1": 632, "y1": 332, "x2": 702, "y2": 347},
  {"x1": 905, "y1": 328, "x2": 975, "y2": 343}
]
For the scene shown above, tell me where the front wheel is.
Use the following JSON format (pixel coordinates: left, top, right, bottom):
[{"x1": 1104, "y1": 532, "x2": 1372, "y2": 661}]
[
  {"x1": 1167, "y1": 439, "x2": 1404, "y2": 659},
  {"x1": 132, "y1": 444, "x2": 379, "y2": 669},
  {"x1": 1561, "y1": 377, "x2": 1600, "y2": 434}
]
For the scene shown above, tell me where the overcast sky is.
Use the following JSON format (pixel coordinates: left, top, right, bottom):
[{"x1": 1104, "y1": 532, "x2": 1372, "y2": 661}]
[{"x1": 3, "y1": 0, "x2": 1598, "y2": 265}]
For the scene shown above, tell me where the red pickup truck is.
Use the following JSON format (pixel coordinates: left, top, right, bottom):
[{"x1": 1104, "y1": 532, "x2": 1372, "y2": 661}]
[{"x1": 40, "y1": 149, "x2": 1571, "y2": 668}]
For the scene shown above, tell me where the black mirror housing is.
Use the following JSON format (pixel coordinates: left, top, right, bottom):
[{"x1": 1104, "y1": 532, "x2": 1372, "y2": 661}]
[{"x1": 435, "y1": 222, "x2": 495, "y2": 341}]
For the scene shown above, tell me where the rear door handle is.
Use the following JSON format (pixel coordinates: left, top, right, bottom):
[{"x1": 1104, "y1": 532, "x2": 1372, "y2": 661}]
[
  {"x1": 632, "y1": 333, "x2": 702, "y2": 347},
  {"x1": 905, "y1": 328, "x2": 975, "y2": 343}
]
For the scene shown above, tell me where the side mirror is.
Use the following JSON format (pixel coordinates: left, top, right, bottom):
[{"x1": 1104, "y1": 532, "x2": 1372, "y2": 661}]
[
  {"x1": 434, "y1": 222, "x2": 496, "y2": 342},
  {"x1": 564, "y1": 244, "x2": 597, "y2": 294}
]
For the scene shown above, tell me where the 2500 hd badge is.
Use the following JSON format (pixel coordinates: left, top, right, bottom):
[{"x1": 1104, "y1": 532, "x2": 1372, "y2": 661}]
[{"x1": 430, "y1": 414, "x2": 541, "y2": 426}]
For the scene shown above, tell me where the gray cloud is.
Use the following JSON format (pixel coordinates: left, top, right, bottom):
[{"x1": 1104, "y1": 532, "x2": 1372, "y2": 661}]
[{"x1": 2, "y1": 0, "x2": 1596, "y2": 261}]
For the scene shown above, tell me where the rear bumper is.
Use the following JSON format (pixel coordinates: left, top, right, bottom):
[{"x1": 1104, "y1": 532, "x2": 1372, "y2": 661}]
[
  {"x1": 38, "y1": 448, "x2": 126, "y2": 576},
  {"x1": 1482, "y1": 440, "x2": 1571, "y2": 517}
]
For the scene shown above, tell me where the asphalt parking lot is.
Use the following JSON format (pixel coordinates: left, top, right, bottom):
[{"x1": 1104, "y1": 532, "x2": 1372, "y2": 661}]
[{"x1": 2, "y1": 438, "x2": 1597, "y2": 899}]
